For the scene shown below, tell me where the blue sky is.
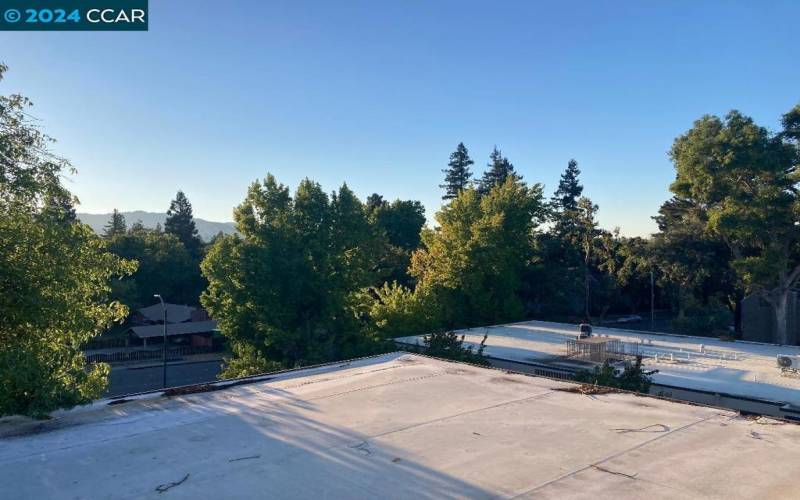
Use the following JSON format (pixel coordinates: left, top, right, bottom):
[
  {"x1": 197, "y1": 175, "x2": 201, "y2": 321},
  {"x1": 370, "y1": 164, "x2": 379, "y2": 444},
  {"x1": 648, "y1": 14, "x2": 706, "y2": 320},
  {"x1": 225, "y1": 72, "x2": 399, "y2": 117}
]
[{"x1": 1, "y1": 0, "x2": 798, "y2": 235}]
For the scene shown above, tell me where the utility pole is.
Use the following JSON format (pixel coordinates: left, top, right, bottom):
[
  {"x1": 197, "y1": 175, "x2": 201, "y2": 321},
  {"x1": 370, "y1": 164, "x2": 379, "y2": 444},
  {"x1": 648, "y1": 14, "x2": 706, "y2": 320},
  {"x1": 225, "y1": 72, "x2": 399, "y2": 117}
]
[
  {"x1": 154, "y1": 294, "x2": 167, "y2": 389},
  {"x1": 650, "y1": 269, "x2": 655, "y2": 331},
  {"x1": 585, "y1": 265, "x2": 590, "y2": 322}
]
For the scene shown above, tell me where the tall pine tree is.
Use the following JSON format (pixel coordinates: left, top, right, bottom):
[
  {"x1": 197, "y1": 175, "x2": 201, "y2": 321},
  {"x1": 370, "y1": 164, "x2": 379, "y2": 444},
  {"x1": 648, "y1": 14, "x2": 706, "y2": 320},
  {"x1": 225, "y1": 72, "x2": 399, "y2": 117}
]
[
  {"x1": 551, "y1": 159, "x2": 583, "y2": 235},
  {"x1": 552, "y1": 159, "x2": 583, "y2": 211},
  {"x1": 537, "y1": 159, "x2": 589, "y2": 319},
  {"x1": 103, "y1": 209, "x2": 127, "y2": 238},
  {"x1": 440, "y1": 142, "x2": 474, "y2": 200},
  {"x1": 165, "y1": 190, "x2": 202, "y2": 257},
  {"x1": 477, "y1": 146, "x2": 521, "y2": 195}
]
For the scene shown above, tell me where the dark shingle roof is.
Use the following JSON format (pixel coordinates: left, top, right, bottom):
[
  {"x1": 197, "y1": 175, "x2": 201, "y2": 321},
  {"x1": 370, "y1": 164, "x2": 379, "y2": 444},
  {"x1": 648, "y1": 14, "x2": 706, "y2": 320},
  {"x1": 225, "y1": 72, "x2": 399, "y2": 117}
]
[{"x1": 129, "y1": 320, "x2": 217, "y2": 338}]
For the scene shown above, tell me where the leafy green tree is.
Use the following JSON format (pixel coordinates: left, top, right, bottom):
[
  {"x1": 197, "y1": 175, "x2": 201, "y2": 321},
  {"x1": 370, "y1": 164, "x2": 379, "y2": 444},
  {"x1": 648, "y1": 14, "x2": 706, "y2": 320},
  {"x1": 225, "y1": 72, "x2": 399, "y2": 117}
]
[
  {"x1": 0, "y1": 64, "x2": 134, "y2": 417},
  {"x1": 363, "y1": 179, "x2": 545, "y2": 341},
  {"x1": 368, "y1": 198, "x2": 426, "y2": 286},
  {"x1": 477, "y1": 146, "x2": 521, "y2": 195},
  {"x1": 652, "y1": 197, "x2": 739, "y2": 332},
  {"x1": 222, "y1": 343, "x2": 283, "y2": 378},
  {"x1": 408, "y1": 178, "x2": 545, "y2": 328},
  {"x1": 441, "y1": 142, "x2": 474, "y2": 200},
  {"x1": 43, "y1": 188, "x2": 77, "y2": 224},
  {"x1": 372, "y1": 199, "x2": 425, "y2": 251},
  {"x1": 365, "y1": 193, "x2": 385, "y2": 212},
  {"x1": 783, "y1": 105, "x2": 800, "y2": 141},
  {"x1": 165, "y1": 190, "x2": 202, "y2": 258},
  {"x1": 360, "y1": 282, "x2": 440, "y2": 339},
  {"x1": 207, "y1": 230, "x2": 226, "y2": 245},
  {"x1": 667, "y1": 108, "x2": 799, "y2": 343},
  {"x1": 670, "y1": 296, "x2": 732, "y2": 337},
  {"x1": 330, "y1": 183, "x2": 384, "y2": 292},
  {"x1": 597, "y1": 232, "x2": 654, "y2": 315},
  {"x1": 527, "y1": 239, "x2": 581, "y2": 318},
  {"x1": 201, "y1": 175, "x2": 384, "y2": 376},
  {"x1": 107, "y1": 226, "x2": 200, "y2": 308},
  {"x1": 103, "y1": 209, "x2": 127, "y2": 238},
  {"x1": 1, "y1": 215, "x2": 134, "y2": 417}
]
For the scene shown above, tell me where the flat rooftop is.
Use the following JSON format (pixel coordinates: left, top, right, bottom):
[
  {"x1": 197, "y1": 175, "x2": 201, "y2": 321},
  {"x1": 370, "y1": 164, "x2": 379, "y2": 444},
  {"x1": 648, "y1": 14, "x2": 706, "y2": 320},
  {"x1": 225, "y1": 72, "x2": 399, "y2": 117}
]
[
  {"x1": 398, "y1": 320, "x2": 800, "y2": 408},
  {"x1": 1, "y1": 352, "x2": 799, "y2": 499}
]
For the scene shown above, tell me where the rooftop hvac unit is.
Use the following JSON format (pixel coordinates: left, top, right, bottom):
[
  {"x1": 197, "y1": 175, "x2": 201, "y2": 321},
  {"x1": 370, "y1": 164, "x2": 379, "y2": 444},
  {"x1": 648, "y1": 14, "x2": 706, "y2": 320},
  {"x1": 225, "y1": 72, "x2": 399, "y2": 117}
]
[
  {"x1": 776, "y1": 355, "x2": 800, "y2": 370},
  {"x1": 611, "y1": 361, "x2": 627, "y2": 377},
  {"x1": 577, "y1": 323, "x2": 592, "y2": 339}
]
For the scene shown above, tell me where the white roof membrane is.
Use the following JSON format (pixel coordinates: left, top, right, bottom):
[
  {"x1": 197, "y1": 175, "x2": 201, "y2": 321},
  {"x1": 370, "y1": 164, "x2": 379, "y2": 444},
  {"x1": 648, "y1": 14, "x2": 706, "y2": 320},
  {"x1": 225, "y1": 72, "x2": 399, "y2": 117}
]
[
  {"x1": 397, "y1": 320, "x2": 800, "y2": 408},
  {"x1": 1, "y1": 353, "x2": 799, "y2": 499}
]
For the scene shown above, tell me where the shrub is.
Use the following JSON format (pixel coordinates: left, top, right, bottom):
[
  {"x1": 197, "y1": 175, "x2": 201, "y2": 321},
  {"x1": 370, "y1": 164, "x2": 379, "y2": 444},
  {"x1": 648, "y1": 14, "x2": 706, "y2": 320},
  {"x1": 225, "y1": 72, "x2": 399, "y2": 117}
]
[
  {"x1": 412, "y1": 330, "x2": 490, "y2": 366},
  {"x1": 671, "y1": 296, "x2": 732, "y2": 337},
  {"x1": 574, "y1": 356, "x2": 656, "y2": 393}
]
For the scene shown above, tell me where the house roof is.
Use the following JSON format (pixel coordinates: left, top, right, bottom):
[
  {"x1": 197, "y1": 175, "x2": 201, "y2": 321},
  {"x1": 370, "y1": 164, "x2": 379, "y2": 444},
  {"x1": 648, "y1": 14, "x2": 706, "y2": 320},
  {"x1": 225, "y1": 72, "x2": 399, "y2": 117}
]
[
  {"x1": 138, "y1": 303, "x2": 196, "y2": 324},
  {"x1": 128, "y1": 320, "x2": 218, "y2": 339},
  {"x1": 397, "y1": 320, "x2": 800, "y2": 408},
  {"x1": 1, "y1": 352, "x2": 799, "y2": 499}
]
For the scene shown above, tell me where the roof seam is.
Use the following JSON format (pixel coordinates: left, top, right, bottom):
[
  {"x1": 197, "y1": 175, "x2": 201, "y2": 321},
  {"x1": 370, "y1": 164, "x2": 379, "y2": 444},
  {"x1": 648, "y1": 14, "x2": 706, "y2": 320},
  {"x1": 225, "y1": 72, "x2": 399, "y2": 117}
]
[
  {"x1": 512, "y1": 413, "x2": 719, "y2": 498},
  {"x1": 369, "y1": 389, "x2": 555, "y2": 440},
  {"x1": 304, "y1": 371, "x2": 451, "y2": 402}
]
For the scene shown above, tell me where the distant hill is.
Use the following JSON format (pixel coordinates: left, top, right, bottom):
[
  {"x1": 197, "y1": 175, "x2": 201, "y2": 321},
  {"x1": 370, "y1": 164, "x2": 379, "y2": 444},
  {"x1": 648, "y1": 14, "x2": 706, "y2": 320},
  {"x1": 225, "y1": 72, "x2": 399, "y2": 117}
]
[{"x1": 77, "y1": 211, "x2": 237, "y2": 241}]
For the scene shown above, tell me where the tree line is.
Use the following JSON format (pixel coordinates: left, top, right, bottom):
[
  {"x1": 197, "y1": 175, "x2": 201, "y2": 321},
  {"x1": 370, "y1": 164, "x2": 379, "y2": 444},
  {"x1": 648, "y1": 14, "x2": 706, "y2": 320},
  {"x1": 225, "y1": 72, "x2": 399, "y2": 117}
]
[
  {"x1": 1, "y1": 61, "x2": 799, "y2": 416},
  {"x1": 101, "y1": 192, "x2": 207, "y2": 309}
]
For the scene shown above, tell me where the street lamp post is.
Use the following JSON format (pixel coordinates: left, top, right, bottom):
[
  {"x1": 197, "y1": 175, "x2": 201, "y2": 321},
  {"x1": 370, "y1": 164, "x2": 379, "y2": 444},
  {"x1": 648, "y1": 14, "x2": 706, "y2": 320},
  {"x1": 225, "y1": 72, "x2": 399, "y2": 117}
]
[
  {"x1": 154, "y1": 294, "x2": 167, "y2": 389},
  {"x1": 650, "y1": 268, "x2": 655, "y2": 331}
]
